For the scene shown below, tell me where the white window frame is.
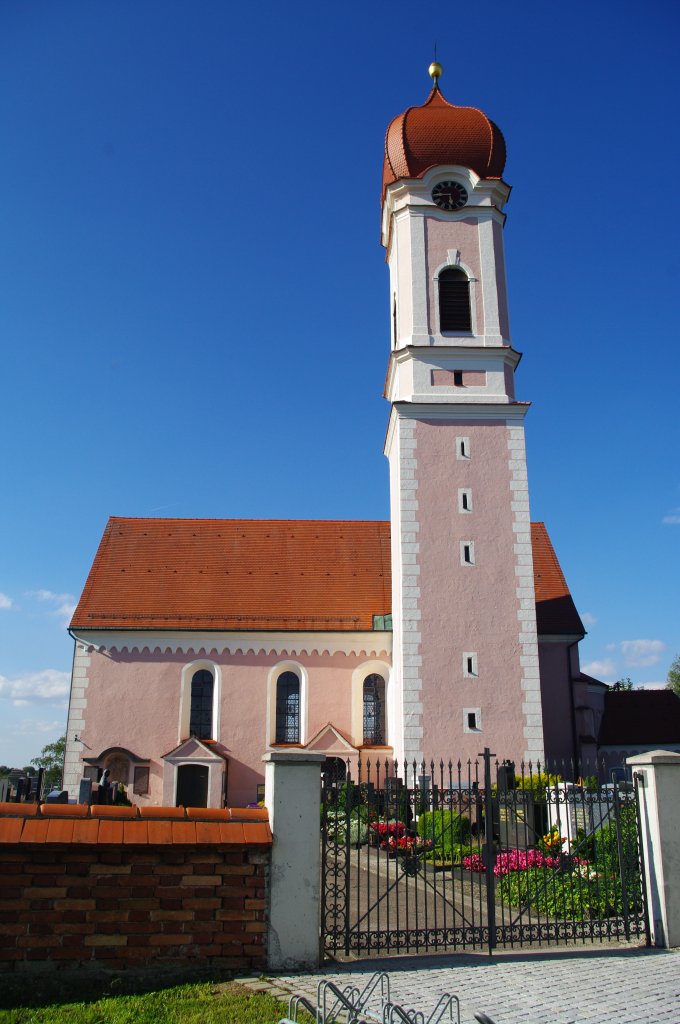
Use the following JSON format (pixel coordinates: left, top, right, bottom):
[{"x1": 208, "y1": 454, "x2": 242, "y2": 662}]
[
  {"x1": 463, "y1": 652, "x2": 478, "y2": 678},
  {"x1": 266, "y1": 661, "x2": 308, "y2": 747},
  {"x1": 463, "y1": 707, "x2": 482, "y2": 733},
  {"x1": 458, "y1": 488, "x2": 473, "y2": 513},
  {"x1": 179, "y1": 659, "x2": 221, "y2": 743},
  {"x1": 460, "y1": 540, "x2": 475, "y2": 566},
  {"x1": 351, "y1": 660, "x2": 392, "y2": 747},
  {"x1": 456, "y1": 436, "x2": 471, "y2": 460}
]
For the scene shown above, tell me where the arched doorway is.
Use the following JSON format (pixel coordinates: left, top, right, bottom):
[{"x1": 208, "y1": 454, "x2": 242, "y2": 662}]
[
  {"x1": 322, "y1": 756, "x2": 347, "y2": 788},
  {"x1": 176, "y1": 763, "x2": 209, "y2": 808}
]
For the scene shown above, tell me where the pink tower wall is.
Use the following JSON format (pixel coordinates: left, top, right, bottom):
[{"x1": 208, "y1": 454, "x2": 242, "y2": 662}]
[{"x1": 415, "y1": 419, "x2": 527, "y2": 762}]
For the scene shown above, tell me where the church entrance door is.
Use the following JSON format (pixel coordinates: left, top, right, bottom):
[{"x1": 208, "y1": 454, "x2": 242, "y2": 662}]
[{"x1": 176, "y1": 763, "x2": 209, "y2": 808}]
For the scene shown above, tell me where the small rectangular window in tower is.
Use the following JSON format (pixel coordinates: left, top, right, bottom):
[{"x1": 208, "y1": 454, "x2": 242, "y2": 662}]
[
  {"x1": 463, "y1": 652, "x2": 478, "y2": 677},
  {"x1": 461, "y1": 541, "x2": 475, "y2": 566},
  {"x1": 453, "y1": 370, "x2": 464, "y2": 386},
  {"x1": 456, "y1": 436, "x2": 471, "y2": 460},
  {"x1": 463, "y1": 707, "x2": 482, "y2": 733},
  {"x1": 458, "y1": 488, "x2": 472, "y2": 513}
]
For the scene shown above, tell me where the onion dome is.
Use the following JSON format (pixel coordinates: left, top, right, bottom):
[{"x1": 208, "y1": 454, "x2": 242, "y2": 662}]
[{"x1": 382, "y1": 74, "x2": 506, "y2": 201}]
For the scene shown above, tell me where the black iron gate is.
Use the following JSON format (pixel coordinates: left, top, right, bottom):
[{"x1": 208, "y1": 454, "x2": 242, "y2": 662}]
[{"x1": 321, "y1": 749, "x2": 648, "y2": 957}]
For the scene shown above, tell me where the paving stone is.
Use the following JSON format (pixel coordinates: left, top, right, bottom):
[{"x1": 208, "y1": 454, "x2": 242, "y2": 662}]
[{"x1": 276, "y1": 946, "x2": 680, "y2": 1024}]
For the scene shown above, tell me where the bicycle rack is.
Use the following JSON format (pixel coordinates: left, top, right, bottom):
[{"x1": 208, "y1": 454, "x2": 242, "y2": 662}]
[{"x1": 279, "y1": 971, "x2": 462, "y2": 1024}]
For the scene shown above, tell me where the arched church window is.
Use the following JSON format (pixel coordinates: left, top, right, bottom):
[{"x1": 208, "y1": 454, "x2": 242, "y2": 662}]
[
  {"x1": 363, "y1": 673, "x2": 386, "y2": 745},
  {"x1": 189, "y1": 669, "x2": 214, "y2": 739},
  {"x1": 275, "y1": 671, "x2": 300, "y2": 744},
  {"x1": 439, "y1": 267, "x2": 471, "y2": 332}
]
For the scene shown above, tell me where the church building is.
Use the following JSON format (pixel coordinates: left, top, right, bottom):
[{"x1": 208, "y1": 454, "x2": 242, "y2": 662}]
[{"x1": 63, "y1": 67, "x2": 602, "y2": 808}]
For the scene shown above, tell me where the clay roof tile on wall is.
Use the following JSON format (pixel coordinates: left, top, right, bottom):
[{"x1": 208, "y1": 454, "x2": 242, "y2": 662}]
[{"x1": 71, "y1": 517, "x2": 582, "y2": 638}]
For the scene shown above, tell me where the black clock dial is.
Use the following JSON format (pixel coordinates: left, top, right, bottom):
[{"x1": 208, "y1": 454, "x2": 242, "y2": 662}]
[{"x1": 431, "y1": 181, "x2": 468, "y2": 211}]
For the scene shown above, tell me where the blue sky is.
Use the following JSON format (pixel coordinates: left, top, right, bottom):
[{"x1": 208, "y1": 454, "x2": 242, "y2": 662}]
[{"x1": 1, "y1": 0, "x2": 678, "y2": 768}]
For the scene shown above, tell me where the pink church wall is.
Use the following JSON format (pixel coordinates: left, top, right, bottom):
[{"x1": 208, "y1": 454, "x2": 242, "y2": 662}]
[
  {"x1": 415, "y1": 419, "x2": 526, "y2": 763},
  {"x1": 424, "y1": 218, "x2": 483, "y2": 335},
  {"x1": 78, "y1": 647, "x2": 385, "y2": 808}
]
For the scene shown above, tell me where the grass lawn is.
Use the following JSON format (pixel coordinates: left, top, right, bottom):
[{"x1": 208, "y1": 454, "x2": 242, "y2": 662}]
[{"x1": 0, "y1": 981, "x2": 314, "y2": 1024}]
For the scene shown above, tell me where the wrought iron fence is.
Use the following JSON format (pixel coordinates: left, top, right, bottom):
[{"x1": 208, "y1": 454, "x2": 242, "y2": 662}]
[{"x1": 321, "y1": 749, "x2": 648, "y2": 957}]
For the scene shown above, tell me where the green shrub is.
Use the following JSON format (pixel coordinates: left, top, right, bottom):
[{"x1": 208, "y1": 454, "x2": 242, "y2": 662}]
[
  {"x1": 325, "y1": 810, "x2": 368, "y2": 846},
  {"x1": 498, "y1": 867, "x2": 625, "y2": 920},
  {"x1": 591, "y1": 805, "x2": 639, "y2": 878},
  {"x1": 425, "y1": 842, "x2": 476, "y2": 867},
  {"x1": 417, "y1": 810, "x2": 471, "y2": 856}
]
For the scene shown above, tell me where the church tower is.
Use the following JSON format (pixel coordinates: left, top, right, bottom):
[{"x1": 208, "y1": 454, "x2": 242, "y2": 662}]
[{"x1": 383, "y1": 65, "x2": 544, "y2": 768}]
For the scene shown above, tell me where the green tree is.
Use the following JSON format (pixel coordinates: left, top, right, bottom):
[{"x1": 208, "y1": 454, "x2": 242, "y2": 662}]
[
  {"x1": 666, "y1": 654, "x2": 680, "y2": 697},
  {"x1": 611, "y1": 677, "x2": 634, "y2": 691},
  {"x1": 31, "y1": 735, "x2": 66, "y2": 791}
]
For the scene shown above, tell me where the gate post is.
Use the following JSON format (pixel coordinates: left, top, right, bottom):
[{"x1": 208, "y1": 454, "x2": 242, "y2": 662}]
[
  {"x1": 263, "y1": 750, "x2": 326, "y2": 969},
  {"x1": 627, "y1": 750, "x2": 680, "y2": 948}
]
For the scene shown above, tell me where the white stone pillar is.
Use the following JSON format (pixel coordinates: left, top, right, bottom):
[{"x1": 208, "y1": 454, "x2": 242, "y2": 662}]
[
  {"x1": 627, "y1": 750, "x2": 680, "y2": 947},
  {"x1": 263, "y1": 750, "x2": 326, "y2": 970}
]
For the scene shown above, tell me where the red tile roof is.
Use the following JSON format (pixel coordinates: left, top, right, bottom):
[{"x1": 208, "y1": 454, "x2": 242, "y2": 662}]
[
  {"x1": 383, "y1": 85, "x2": 506, "y2": 200},
  {"x1": 71, "y1": 517, "x2": 391, "y2": 632},
  {"x1": 70, "y1": 517, "x2": 582, "y2": 637},
  {"x1": 598, "y1": 690, "x2": 680, "y2": 746},
  {"x1": 531, "y1": 522, "x2": 584, "y2": 636}
]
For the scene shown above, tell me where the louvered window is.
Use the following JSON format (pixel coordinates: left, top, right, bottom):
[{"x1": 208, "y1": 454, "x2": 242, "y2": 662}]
[
  {"x1": 275, "y1": 672, "x2": 300, "y2": 744},
  {"x1": 363, "y1": 674, "x2": 386, "y2": 746},
  {"x1": 189, "y1": 669, "x2": 214, "y2": 739},
  {"x1": 439, "y1": 268, "x2": 471, "y2": 332}
]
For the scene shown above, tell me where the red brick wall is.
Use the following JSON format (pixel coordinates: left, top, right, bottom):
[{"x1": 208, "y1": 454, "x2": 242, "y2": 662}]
[{"x1": 0, "y1": 843, "x2": 268, "y2": 974}]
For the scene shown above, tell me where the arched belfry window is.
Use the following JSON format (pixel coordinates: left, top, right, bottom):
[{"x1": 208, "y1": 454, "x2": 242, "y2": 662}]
[
  {"x1": 275, "y1": 671, "x2": 300, "y2": 744},
  {"x1": 439, "y1": 267, "x2": 471, "y2": 332},
  {"x1": 189, "y1": 669, "x2": 214, "y2": 739},
  {"x1": 363, "y1": 674, "x2": 386, "y2": 746}
]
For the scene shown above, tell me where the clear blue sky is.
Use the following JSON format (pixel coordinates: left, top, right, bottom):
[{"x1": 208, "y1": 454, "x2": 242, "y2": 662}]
[{"x1": 1, "y1": 0, "x2": 678, "y2": 768}]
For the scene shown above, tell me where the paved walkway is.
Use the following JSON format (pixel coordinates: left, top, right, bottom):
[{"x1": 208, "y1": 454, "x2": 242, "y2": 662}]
[{"x1": 267, "y1": 945, "x2": 680, "y2": 1024}]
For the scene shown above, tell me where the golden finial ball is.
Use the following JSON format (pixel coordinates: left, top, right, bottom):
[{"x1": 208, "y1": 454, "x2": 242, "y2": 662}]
[{"x1": 429, "y1": 61, "x2": 443, "y2": 81}]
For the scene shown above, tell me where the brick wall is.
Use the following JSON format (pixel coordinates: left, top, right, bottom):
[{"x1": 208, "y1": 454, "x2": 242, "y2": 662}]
[{"x1": 0, "y1": 804, "x2": 271, "y2": 976}]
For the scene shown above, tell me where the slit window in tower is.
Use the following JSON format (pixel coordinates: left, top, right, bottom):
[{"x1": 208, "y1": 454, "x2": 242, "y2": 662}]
[
  {"x1": 439, "y1": 267, "x2": 471, "y2": 332},
  {"x1": 461, "y1": 541, "x2": 475, "y2": 566},
  {"x1": 464, "y1": 707, "x2": 482, "y2": 733},
  {"x1": 457, "y1": 437, "x2": 471, "y2": 460},
  {"x1": 459, "y1": 488, "x2": 472, "y2": 513},
  {"x1": 464, "y1": 653, "x2": 478, "y2": 677}
]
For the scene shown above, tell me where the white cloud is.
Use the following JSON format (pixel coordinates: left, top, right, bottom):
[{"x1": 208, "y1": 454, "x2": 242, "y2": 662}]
[
  {"x1": 582, "y1": 659, "x2": 616, "y2": 679},
  {"x1": 662, "y1": 508, "x2": 680, "y2": 525},
  {"x1": 635, "y1": 680, "x2": 667, "y2": 690},
  {"x1": 581, "y1": 612, "x2": 597, "y2": 627},
  {"x1": 26, "y1": 589, "x2": 76, "y2": 624},
  {"x1": 30, "y1": 590, "x2": 73, "y2": 604},
  {"x1": 0, "y1": 593, "x2": 12, "y2": 609},
  {"x1": 0, "y1": 670, "x2": 70, "y2": 707},
  {"x1": 17, "y1": 718, "x2": 64, "y2": 735},
  {"x1": 620, "y1": 639, "x2": 667, "y2": 668}
]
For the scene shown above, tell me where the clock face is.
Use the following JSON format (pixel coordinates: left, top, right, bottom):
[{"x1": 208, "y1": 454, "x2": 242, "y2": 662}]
[{"x1": 431, "y1": 181, "x2": 468, "y2": 211}]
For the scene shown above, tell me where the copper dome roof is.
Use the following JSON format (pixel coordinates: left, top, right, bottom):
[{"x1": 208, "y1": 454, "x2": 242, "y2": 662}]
[{"x1": 382, "y1": 85, "x2": 506, "y2": 200}]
